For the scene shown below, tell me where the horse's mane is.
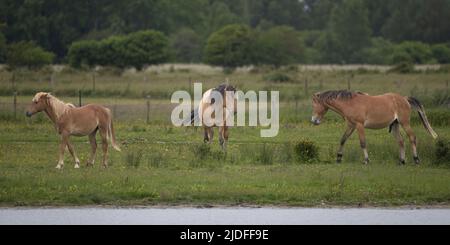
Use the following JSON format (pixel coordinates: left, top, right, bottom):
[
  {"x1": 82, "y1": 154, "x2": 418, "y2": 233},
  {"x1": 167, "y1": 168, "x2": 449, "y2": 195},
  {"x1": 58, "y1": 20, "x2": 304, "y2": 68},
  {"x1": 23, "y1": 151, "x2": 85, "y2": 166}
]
[
  {"x1": 213, "y1": 84, "x2": 236, "y2": 95},
  {"x1": 315, "y1": 90, "x2": 367, "y2": 103},
  {"x1": 33, "y1": 92, "x2": 75, "y2": 119}
]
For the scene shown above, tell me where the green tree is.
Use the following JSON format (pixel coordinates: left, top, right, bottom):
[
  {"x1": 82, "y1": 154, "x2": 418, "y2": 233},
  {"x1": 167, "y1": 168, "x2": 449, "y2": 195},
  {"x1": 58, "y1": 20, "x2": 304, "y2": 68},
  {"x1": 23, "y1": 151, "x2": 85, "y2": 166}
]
[
  {"x1": 204, "y1": 24, "x2": 255, "y2": 68},
  {"x1": 67, "y1": 40, "x2": 100, "y2": 68},
  {"x1": 392, "y1": 41, "x2": 434, "y2": 64},
  {"x1": 318, "y1": 0, "x2": 372, "y2": 63},
  {"x1": 68, "y1": 30, "x2": 170, "y2": 69},
  {"x1": 432, "y1": 44, "x2": 450, "y2": 64},
  {"x1": 381, "y1": 0, "x2": 450, "y2": 43},
  {"x1": 123, "y1": 30, "x2": 170, "y2": 70},
  {"x1": 360, "y1": 38, "x2": 395, "y2": 64},
  {"x1": 256, "y1": 26, "x2": 304, "y2": 66},
  {"x1": 6, "y1": 41, "x2": 54, "y2": 69},
  {"x1": 0, "y1": 31, "x2": 6, "y2": 63},
  {"x1": 170, "y1": 28, "x2": 203, "y2": 63}
]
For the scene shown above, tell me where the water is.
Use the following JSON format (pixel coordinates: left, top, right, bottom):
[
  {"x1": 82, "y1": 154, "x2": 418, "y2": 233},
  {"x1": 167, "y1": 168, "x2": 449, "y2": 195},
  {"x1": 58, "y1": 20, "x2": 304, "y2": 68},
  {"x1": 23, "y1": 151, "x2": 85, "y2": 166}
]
[{"x1": 1, "y1": 207, "x2": 449, "y2": 225}]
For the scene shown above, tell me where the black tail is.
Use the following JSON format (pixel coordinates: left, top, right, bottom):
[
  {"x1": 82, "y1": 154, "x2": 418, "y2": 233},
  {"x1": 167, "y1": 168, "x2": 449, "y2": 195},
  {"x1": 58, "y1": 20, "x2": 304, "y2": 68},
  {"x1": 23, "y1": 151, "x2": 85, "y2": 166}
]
[
  {"x1": 183, "y1": 108, "x2": 199, "y2": 125},
  {"x1": 407, "y1": 97, "x2": 438, "y2": 139}
]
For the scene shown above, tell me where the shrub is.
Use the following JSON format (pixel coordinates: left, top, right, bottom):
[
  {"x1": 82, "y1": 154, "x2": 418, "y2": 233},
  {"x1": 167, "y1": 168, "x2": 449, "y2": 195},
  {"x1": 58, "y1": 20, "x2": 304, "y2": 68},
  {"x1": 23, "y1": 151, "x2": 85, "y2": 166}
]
[
  {"x1": 6, "y1": 41, "x2": 54, "y2": 69},
  {"x1": 67, "y1": 40, "x2": 100, "y2": 68},
  {"x1": 170, "y1": 28, "x2": 202, "y2": 63},
  {"x1": 0, "y1": 32, "x2": 6, "y2": 63},
  {"x1": 255, "y1": 26, "x2": 304, "y2": 66},
  {"x1": 392, "y1": 41, "x2": 434, "y2": 64},
  {"x1": 294, "y1": 139, "x2": 319, "y2": 163},
  {"x1": 264, "y1": 72, "x2": 292, "y2": 83},
  {"x1": 432, "y1": 44, "x2": 450, "y2": 64},
  {"x1": 204, "y1": 24, "x2": 255, "y2": 68},
  {"x1": 361, "y1": 37, "x2": 395, "y2": 65},
  {"x1": 123, "y1": 30, "x2": 171, "y2": 70},
  {"x1": 435, "y1": 139, "x2": 450, "y2": 165},
  {"x1": 68, "y1": 30, "x2": 170, "y2": 70}
]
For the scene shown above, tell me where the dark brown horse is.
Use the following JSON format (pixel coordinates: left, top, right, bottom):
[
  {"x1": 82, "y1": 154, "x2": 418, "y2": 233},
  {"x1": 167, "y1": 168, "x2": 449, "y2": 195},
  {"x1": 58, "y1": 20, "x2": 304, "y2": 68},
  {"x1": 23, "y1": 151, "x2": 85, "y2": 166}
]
[
  {"x1": 26, "y1": 92, "x2": 121, "y2": 169},
  {"x1": 311, "y1": 90, "x2": 437, "y2": 164}
]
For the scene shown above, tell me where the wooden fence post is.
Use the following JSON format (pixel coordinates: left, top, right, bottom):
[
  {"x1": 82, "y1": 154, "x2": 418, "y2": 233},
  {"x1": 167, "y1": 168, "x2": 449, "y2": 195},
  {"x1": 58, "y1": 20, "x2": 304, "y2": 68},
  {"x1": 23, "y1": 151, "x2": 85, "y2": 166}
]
[
  {"x1": 146, "y1": 96, "x2": 151, "y2": 124},
  {"x1": 13, "y1": 91, "x2": 17, "y2": 119},
  {"x1": 78, "y1": 90, "x2": 82, "y2": 107},
  {"x1": 92, "y1": 72, "x2": 96, "y2": 93}
]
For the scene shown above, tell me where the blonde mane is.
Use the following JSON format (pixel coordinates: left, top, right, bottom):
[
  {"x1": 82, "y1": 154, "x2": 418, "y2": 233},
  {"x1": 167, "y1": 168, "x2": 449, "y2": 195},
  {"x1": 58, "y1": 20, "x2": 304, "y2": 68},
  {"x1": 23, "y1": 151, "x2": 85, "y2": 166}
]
[{"x1": 33, "y1": 92, "x2": 75, "y2": 120}]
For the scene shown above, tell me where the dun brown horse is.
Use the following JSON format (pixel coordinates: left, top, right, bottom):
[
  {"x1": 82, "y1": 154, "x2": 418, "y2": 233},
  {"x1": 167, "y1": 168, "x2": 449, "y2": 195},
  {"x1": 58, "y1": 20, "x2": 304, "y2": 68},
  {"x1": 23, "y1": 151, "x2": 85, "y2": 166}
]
[
  {"x1": 188, "y1": 84, "x2": 237, "y2": 151},
  {"x1": 26, "y1": 92, "x2": 121, "y2": 169},
  {"x1": 311, "y1": 90, "x2": 438, "y2": 164}
]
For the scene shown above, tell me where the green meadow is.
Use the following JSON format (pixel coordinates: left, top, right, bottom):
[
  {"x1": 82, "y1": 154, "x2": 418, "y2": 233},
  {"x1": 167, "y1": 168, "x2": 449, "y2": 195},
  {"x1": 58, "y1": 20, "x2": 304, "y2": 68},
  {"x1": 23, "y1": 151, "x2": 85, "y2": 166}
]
[{"x1": 0, "y1": 65, "x2": 449, "y2": 207}]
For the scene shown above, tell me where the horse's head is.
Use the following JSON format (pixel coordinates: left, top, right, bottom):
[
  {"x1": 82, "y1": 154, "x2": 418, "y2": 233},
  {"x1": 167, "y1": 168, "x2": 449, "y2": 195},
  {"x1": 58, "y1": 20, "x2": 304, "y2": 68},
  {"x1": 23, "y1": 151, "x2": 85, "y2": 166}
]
[
  {"x1": 311, "y1": 92, "x2": 328, "y2": 126},
  {"x1": 26, "y1": 92, "x2": 50, "y2": 117}
]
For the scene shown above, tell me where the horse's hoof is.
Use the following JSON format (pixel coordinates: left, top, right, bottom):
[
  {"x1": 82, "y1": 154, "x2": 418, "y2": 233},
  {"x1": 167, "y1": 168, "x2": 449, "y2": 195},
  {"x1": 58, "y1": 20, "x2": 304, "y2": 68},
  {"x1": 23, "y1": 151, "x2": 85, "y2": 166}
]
[
  {"x1": 413, "y1": 156, "x2": 420, "y2": 164},
  {"x1": 363, "y1": 159, "x2": 370, "y2": 165},
  {"x1": 399, "y1": 159, "x2": 406, "y2": 165},
  {"x1": 74, "y1": 164, "x2": 80, "y2": 169},
  {"x1": 336, "y1": 159, "x2": 342, "y2": 164},
  {"x1": 55, "y1": 164, "x2": 62, "y2": 169}
]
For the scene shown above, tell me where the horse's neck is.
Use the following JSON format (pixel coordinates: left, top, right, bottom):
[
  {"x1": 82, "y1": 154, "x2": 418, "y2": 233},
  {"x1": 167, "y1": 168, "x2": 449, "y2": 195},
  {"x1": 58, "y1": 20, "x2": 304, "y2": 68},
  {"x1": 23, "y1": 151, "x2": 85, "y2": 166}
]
[
  {"x1": 44, "y1": 97, "x2": 71, "y2": 124},
  {"x1": 325, "y1": 100, "x2": 346, "y2": 116}
]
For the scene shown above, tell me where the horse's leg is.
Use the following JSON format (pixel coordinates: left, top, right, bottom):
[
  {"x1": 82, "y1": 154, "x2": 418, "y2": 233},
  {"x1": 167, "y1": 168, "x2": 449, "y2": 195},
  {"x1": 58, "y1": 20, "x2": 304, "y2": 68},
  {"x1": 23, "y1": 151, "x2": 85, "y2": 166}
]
[
  {"x1": 87, "y1": 130, "x2": 98, "y2": 167},
  {"x1": 99, "y1": 127, "x2": 109, "y2": 168},
  {"x1": 218, "y1": 126, "x2": 225, "y2": 150},
  {"x1": 207, "y1": 127, "x2": 214, "y2": 143},
  {"x1": 203, "y1": 127, "x2": 209, "y2": 143},
  {"x1": 56, "y1": 133, "x2": 69, "y2": 169},
  {"x1": 391, "y1": 122, "x2": 406, "y2": 164},
  {"x1": 337, "y1": 124, "x2": 356, "y2": 163},
  {"x1": 356, "y1": 123, "x2": 369, "y2": 164},
  {"x1": 223, "y1": 126, "x2": 229, "y2": 152},
  {"x1": 66, "y1": 137, "x2": 80, "y2": 169},
  {"x1": 402, "y1": 123, "x2": 419, "y2": 164}
]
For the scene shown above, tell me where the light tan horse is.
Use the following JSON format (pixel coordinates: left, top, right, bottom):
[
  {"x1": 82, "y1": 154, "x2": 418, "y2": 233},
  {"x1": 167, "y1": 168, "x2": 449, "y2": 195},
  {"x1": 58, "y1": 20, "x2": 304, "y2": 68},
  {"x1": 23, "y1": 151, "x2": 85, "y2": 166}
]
[
  {"x1": 26, "y1": 92, "x2": 120, "y2": 169},
  {"x1": 311, "y1": 90, "x2": 438, "y2": 164},
  {"x1": 188, "y1": 84, "x2": 237, "y2": 151}
]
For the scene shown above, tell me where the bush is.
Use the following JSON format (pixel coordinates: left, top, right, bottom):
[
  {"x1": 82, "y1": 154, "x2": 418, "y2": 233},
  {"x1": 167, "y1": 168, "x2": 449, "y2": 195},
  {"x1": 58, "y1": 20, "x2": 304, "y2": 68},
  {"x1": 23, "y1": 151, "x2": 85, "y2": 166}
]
[
  {"x1": 435, "y1": 139, "x2": 450, "y2": 165},
  {"x1": 361, "y1": 38, "x2": 395, "y2": 65},
  {"x1": 204, "y1": 24, "x2": 255, "y2": 68},
  {"x1": 123, "y1": 30, "x2": 171, "y2": 70},
  {"x1": 255, "y1": 26, "x2": 304, "y2": 66},
  {"x1": 294, "y1": 139, "x2": 319, "y2": 163},
  {"x1": 68, "y1": 30, "x2": 170, "y2": 70},
  {"x1": 432, "y1": 44, "x2": 450, "y2": 64},
  {"x1": 392, "y1": 41, "x2": 434, "y2": 64},
  {"x1": 264, "y1": 72, "x2": 292, "y2": 83},
  {"x1": 67, "y1": 40, "x2": 100, "y2": 68},
  {"x1": 0, "y1": 32, "x2": 6, "y2": 63},
  {"x1": 170, "y1": 28, "x2": 202, "y2": 63},
  {"x1": 6, "y1": 41, "x2": 54, "y2": 69}
]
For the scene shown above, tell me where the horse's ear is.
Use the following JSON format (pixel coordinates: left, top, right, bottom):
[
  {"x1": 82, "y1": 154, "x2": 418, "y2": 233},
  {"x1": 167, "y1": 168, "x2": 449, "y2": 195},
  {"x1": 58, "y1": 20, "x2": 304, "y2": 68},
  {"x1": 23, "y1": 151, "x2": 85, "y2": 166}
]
[{"x1": 313, "y1": 92, "x2": 320, "y2": 99}]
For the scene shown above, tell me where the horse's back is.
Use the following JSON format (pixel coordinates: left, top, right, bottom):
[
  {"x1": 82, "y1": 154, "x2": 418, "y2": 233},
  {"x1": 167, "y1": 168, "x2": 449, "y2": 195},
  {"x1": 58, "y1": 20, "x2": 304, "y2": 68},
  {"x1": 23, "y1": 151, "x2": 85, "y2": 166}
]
[{"x1": 68, "y1": 104, "x2": 111, "y2": 124}]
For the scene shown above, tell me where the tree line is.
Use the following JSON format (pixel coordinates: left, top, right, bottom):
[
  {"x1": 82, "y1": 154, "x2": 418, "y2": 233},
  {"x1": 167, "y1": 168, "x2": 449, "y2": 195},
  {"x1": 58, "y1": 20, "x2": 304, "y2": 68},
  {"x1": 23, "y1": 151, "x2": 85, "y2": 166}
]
[{"x1": 1, "y1": 0, "x2": 450, "y2": 68}]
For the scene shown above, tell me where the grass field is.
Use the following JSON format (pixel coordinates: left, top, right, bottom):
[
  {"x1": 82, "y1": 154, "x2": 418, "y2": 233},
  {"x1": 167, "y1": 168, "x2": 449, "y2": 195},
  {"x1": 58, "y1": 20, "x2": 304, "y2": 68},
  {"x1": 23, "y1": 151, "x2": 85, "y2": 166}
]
[{"x1": 0, "y1": 64, "x2": 449, "y2": 207}]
